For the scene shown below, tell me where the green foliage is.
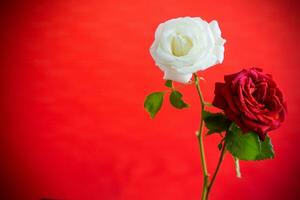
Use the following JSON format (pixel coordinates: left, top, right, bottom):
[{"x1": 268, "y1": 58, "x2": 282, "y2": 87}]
[
  {"x1": 169, "y1": 90, "x2": 189, "y2": 109},
  {"x1": 225, "y1": 123, "x2": 275, "y2": 161},
  {"x1": 144, "y1": 92, "x2": 165, "y2": 118},
  {"x1": 165, "y1": 80, "x2": 173, "y2": 88},
  {"x1": 218, "y1": 142, "x2": 223, "y2": 151},
  {"x1": 256, "y1": 136, "x2": 275, "y2": 160},
  {"x1": 202, "y1": 110, "x2": 231, "y2": 135}
]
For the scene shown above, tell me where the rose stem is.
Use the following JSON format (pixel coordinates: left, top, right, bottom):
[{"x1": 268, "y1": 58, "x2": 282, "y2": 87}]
[
  {"x1": 205, "y1": 142, "x2": 227, "y2": 200},
  {"x1": 193, "y1": 73, "x2": 209, "y2": 200}
]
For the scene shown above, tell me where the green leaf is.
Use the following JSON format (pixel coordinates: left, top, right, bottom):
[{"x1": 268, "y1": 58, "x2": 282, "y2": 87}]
[
  {"x1": 144, "y1": 92, "x2": 165, "y2": 119},
  {"x1": 256, "y1": 136, "x2": 275, "y2": 160},
  {"x1": 165, "y1": 80, "x2": 173, "y2": 88},
  {"x1": 225, "y1": 123, "x2": 275, "y2": 161},
  {"x1": 202, "y1": 110, "x2": 231, "y2": 135},
  {"x1": 169, "y1": 90, "x2": 189, "y2": 109}
]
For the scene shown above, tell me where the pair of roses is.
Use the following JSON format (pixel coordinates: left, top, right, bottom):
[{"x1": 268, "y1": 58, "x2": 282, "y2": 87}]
[
  {"x1": 148, "y1": 17, "x2": 286, "y2": 141},
  {"x1": 144, "y1": 17, "x2": 287, "y2": 200}
]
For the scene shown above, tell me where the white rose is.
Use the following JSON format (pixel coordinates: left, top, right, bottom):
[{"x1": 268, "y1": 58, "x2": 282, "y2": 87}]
[{"x1": 150, "y1": 17, "x2": 226, "y2": 83}]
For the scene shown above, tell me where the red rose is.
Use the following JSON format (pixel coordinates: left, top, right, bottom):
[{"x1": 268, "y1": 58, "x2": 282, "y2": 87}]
[{"x1": 212, "y1": 68, "x2": 287, "y2": 140}]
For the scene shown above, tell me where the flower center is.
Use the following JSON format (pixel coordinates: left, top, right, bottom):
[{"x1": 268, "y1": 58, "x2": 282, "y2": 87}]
[{"x1": 171, "y1": 34, "x2": 193, "y2": 57}]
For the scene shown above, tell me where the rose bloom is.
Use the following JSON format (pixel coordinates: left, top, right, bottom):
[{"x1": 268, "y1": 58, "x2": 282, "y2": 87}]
[
  {"x1": 150, "y1": 17, "x2": 226, "y2": 83},
  {"x1": 212, "y1": 68, "x2": 287, "y2": 140}
]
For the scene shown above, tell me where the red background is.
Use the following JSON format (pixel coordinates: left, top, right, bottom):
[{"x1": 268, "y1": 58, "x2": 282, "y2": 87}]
[{"x1": 1, "y1": 0, "x2": 300, "y2": 199}]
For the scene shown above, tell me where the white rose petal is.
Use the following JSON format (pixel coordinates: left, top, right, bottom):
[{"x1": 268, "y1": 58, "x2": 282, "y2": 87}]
[{"x1": 150, "y1": 17, "x2": 226, "y2": 83}]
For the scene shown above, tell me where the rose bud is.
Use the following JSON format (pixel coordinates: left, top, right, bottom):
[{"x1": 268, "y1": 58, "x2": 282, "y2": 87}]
[{"x1": 212, "y1": 68, "x2": 287, "y2": 140}]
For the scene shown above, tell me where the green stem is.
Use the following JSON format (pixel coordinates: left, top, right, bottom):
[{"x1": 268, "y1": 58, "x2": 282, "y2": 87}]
[
  {"x1": 206, "y1": 142, "x2": 227, "y2": 199},
  {"x1": 193, "y1": 74, "x2": 209, "y2": 200}
]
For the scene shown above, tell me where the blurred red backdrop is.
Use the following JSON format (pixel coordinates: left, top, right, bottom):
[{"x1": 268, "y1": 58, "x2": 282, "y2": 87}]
[{"x1": 1, "y1": 0, "x2": 300, "y2": 199}]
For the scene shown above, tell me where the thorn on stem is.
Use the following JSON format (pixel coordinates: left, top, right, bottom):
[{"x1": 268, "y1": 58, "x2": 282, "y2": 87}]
[{"x1": 199, "y1": 77, "x2": 205, "y2": 81}]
